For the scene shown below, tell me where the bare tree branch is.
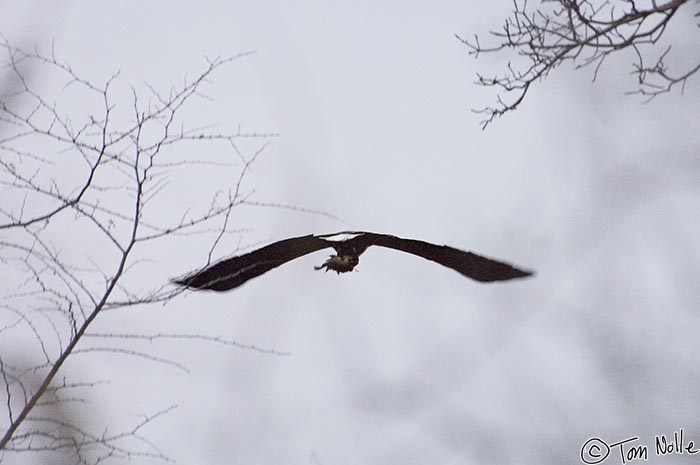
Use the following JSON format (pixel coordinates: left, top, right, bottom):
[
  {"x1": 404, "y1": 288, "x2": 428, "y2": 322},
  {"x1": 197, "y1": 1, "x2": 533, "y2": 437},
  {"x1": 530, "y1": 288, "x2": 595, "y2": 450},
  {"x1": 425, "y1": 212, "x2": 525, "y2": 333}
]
[
  {"x1": 0, "y1": 38, "x2": 281, "y2": 462},
  {"x1": 459, "y1": 0, "x2": 699, "y2": 128}
]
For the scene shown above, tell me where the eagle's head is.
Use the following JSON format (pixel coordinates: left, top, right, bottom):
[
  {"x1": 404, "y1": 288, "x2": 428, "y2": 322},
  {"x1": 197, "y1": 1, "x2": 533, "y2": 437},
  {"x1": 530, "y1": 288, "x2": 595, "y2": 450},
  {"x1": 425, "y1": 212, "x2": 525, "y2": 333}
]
[{"x1": 314, "y1": 255, "x2": 359, "y2": 274}]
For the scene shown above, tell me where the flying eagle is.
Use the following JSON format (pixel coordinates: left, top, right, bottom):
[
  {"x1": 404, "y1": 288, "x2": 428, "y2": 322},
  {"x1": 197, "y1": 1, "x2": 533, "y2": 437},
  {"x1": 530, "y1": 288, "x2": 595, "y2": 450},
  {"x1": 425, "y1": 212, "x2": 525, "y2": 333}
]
[{"x1": 174, "y1": 232, "x2": 534, "y2": 291}]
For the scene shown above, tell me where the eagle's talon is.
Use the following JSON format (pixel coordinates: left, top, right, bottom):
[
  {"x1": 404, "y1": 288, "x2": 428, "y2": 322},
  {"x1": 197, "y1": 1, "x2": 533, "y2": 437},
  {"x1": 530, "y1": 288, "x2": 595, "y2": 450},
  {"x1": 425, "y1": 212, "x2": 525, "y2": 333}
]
[{"x1": 315, "y1": 255, "x2": 359, "y2": 274}]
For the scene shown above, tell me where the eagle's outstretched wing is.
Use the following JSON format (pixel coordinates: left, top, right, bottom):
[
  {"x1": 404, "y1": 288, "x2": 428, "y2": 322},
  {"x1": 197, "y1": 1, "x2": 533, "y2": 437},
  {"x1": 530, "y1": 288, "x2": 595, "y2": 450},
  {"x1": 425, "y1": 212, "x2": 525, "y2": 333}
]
[
  {"x1": 173, "y1": 234, "x2": 330, "y2": 291},
  {"x1": 359, "y1": 233, "x2": 534, "y2": 282},
  {"x1": 174, "y1": 231, "x2": 534, "y2": 291}
]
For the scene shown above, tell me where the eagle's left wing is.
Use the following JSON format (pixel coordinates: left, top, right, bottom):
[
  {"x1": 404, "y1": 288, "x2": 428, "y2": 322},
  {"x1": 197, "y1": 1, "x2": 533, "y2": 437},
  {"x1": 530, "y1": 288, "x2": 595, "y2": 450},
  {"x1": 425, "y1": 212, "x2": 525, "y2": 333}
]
[{"x1": 174, "y1": 234, "x2": 330, "y2": 291}]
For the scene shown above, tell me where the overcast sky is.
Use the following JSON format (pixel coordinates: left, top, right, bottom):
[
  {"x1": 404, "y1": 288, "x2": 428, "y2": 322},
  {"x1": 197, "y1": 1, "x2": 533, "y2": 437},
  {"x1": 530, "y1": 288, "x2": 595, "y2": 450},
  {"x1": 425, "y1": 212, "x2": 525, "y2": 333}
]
[{"x1": 2, "y1": 1, "x2": 700, "y2": 464}]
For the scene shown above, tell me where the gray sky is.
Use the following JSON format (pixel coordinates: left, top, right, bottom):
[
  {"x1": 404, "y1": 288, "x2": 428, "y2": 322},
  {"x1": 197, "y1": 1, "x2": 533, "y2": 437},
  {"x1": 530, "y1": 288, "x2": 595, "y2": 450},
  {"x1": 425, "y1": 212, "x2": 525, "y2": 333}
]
[{"x1": 2, "y1": 1, "x2": 700, "y2": 464}]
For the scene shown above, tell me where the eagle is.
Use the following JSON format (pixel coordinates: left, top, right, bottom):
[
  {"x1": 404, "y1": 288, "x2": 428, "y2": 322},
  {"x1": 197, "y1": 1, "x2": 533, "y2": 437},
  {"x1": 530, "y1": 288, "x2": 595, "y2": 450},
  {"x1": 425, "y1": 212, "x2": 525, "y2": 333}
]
[{"x1": 174, "y1": 231, "x2": 534, "y2": 291}]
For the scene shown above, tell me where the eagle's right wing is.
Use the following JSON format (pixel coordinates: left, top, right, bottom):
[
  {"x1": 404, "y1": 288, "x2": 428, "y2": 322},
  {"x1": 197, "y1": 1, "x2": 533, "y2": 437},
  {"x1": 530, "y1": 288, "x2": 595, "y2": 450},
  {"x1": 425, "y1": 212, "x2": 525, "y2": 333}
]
[
  {"x1": 173, "y1": 234, "x2": 330, "y2": 291},
  {"x1": 363, "y1": 233, "x2": 534, "y2": 282}
]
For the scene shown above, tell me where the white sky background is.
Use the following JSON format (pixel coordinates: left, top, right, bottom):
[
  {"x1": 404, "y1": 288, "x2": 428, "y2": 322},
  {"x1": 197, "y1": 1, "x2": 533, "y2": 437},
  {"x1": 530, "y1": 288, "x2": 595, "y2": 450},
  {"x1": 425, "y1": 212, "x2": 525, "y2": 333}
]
[{"x1": 2, "y1": 1, "x2": 700, "y2": 464}]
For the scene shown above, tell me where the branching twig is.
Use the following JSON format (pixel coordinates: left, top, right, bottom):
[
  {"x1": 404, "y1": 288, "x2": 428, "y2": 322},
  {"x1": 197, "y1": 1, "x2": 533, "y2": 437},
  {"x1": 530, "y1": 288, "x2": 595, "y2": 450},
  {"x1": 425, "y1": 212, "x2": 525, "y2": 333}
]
[
  {"x1": 460, "y1": 0, "x2": 699, "y2": 128},
  {"x1": 0, "y1": 39, "x2": 280, "y2": 462}
]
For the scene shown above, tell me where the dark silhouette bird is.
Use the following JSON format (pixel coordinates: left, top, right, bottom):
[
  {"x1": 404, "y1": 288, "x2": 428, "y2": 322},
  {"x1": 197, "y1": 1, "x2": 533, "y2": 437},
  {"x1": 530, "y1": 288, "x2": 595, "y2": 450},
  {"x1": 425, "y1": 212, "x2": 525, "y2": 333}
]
[{"x1": 174, "y1": 231, "x2": 534, "y2": 291}]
